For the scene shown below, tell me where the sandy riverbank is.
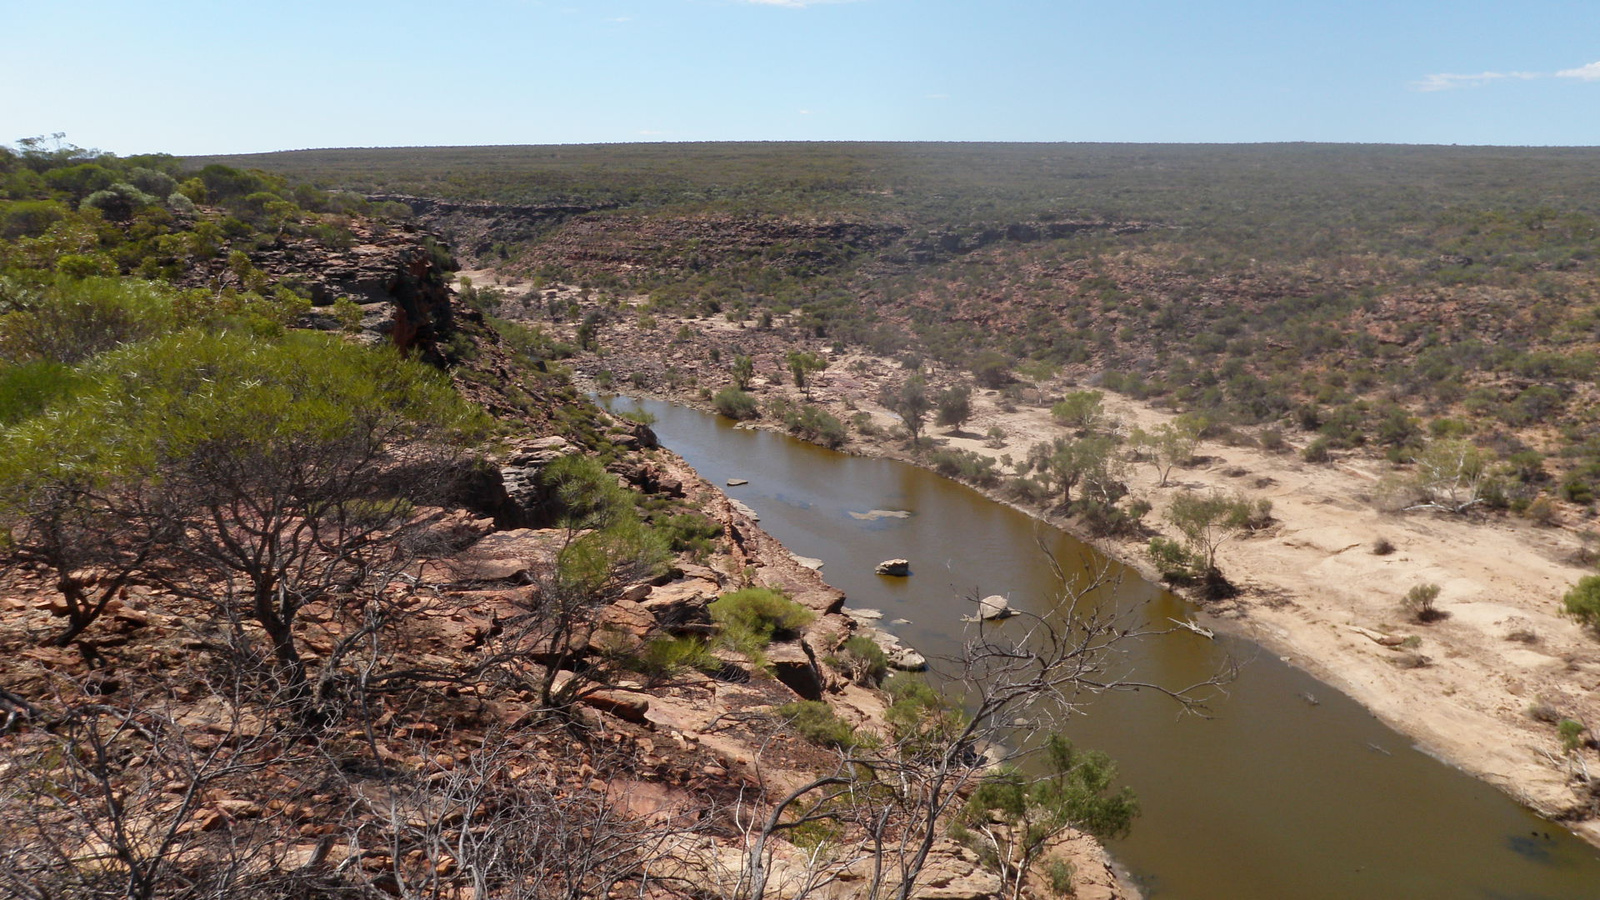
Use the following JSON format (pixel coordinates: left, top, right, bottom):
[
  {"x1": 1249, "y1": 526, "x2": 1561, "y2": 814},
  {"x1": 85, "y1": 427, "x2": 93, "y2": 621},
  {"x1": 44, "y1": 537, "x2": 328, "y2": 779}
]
[{"x1": 465, "y1": 268, "x2": 1600, "y2": 846}]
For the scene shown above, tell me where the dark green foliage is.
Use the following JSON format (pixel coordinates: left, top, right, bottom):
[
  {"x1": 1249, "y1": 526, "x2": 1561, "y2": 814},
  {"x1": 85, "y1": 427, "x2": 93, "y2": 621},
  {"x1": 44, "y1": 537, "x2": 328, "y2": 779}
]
[
  {"x1": 936, "y1": 383, "x2": 974, "y2": 432},
  {"x1": 633, "y1": 635, "x2": 721, "y2": 680},
  {"x1": 1563, "y1": 575, "x2": 1600, "y2": 632},
  {"x1": 712, "y1": 386, "x2": 760, "y2": 420},
  {"x1": 970, "y1": 350, "x2": 1014, "y2": 388},
  {"x1": 882, "y1": 374, "x2": 931, "y2": 445},
  {"x1": 777, "y1": 701, "x2": 871, "y2": 751},
  {"x1": 929, "y1": 448, "x2": 1001, "y2": 487},
  {"x1": 0, "y1": 359, "x2": 83, "y2": 425},
  {"x1": 954, "y1": 734, "x2": 1137, "y2": 889},
  {"x1": 1302, "y1": 437, "x2": 1333, "y2": 463},
  {"x1": 654, "y1": 510, "x2": 723, "y2": 557},
  {"x1": 709, "y1": 587, "x2": 815, "y2": 660},
  {"x1": 787, "y1": 403, "x2": 847, "y2": 449},
  {"x1": 1148, "y1": 536, "x2": 1203, "y2": 584},
  {"x1": 834, "y1": 634, "x2": 890, "y2": 686}
]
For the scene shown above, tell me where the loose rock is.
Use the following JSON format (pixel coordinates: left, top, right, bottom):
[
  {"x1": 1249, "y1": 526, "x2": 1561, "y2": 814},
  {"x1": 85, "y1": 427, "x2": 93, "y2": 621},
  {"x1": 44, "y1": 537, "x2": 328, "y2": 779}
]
[{"x1": 875, "y1": 558, "x2": 911, "y2": 576}]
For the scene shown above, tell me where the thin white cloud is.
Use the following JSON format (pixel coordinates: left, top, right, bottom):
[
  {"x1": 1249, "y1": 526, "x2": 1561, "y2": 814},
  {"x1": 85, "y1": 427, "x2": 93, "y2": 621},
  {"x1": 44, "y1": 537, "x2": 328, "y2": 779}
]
[
  {"x1": 1412, "y1": 70, "x2": 1539, "y2": 92},
  {"x1": 1414, "y1": 59, "x2": 1600, "y2": 92},
  {"x1": 1557, "y1": 61, "x2": 1600, "y2": 81}
]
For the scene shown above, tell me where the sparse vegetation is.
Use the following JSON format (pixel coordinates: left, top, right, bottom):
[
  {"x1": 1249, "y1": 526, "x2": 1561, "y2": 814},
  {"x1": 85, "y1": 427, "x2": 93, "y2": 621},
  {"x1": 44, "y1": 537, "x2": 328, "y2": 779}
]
[
  {"x1": 709, "y1": 587, "x2": 815, "y2": 663},
  {"x1": 1403, "y1": 583, "x2": 1445, "y2": 623}
]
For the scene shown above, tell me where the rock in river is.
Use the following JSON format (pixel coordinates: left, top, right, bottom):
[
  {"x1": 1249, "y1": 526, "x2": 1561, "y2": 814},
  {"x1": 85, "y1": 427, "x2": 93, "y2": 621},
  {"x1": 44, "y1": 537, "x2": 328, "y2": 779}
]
[
  {"x1": 875, "y1": 558, "x2": 911, "y2": 576},
  {"x1": 977, "y1": 594, "x2": 1014, "y2": 621}
]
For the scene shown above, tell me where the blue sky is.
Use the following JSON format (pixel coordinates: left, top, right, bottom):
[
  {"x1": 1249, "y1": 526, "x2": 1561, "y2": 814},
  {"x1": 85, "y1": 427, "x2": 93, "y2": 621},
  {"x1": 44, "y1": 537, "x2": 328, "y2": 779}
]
[{"x1": 4, "y1": 0, "x2": 1598, "y2": 155}]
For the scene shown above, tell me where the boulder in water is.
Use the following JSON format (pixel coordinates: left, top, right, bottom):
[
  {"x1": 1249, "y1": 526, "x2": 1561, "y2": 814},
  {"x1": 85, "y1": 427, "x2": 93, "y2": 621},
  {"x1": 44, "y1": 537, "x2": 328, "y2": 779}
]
[
  {"x1": 875, "y1": 558, "x2": 911, "y2": 576},
  {"x1": 977, "y1": 594, "x2": 1014, "y2": 621}
]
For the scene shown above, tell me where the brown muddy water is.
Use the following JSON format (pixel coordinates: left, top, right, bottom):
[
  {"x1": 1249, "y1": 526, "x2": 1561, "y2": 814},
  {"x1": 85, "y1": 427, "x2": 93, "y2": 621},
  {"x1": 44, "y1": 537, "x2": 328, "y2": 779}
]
[{"x1": 628, "y1": 396, "x2": 1600, "y2": 900}]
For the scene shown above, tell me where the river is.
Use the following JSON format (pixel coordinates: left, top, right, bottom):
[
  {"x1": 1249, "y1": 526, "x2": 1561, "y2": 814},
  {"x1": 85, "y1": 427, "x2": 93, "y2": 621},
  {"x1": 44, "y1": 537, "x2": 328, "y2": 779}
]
[{"x1": 628, "y1": 396, "x2": 1600, "y2": 900}]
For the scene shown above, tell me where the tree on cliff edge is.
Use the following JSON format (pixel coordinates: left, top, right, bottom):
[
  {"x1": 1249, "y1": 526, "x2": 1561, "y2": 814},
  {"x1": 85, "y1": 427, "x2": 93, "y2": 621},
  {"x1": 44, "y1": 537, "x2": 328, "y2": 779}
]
[{"x1": 0, "y1": 330, "x2": 483, "y2": 721}]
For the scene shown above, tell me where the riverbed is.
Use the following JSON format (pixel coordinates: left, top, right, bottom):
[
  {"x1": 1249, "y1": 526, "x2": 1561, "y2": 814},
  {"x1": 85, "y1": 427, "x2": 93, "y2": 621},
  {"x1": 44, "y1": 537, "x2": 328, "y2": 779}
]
[{"x1": 631, "y1": 396, "x2": 1600, "y2": 900}]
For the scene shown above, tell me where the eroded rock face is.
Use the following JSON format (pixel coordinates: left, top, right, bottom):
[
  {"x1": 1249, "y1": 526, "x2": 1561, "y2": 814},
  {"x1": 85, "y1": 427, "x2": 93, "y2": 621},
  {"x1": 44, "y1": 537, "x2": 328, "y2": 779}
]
[
  {"x1": 768, "y1": 641, "x2": 825, "y2": 701},
  {"x1": 905, "y1": 840, "x2": 1004, "y2": 900},
  {"x1": 493, "y1": 436, "x2": 577, "y2": 527}
]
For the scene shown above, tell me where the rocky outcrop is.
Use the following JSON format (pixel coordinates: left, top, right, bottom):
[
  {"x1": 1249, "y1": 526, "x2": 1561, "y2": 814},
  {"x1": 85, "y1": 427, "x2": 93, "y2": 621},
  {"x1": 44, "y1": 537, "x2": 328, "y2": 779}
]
[
  {"x1": 489, "y1": 436, "x2": 578, "y2": 528},
  {"x1": 369, "y1": 194, "x2": 607, "y2": 266}
]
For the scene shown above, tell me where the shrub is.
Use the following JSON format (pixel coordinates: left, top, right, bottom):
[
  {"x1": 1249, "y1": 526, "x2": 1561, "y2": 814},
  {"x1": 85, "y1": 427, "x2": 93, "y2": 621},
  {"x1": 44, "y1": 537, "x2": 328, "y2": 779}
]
[
  {"x1": 633, "y1": 635, "x2": 720, "y2": 680},
  {"x1": 1561, "y1": 477, "x2": 1595, "y2": 506},
  {"x1": 710, "y1": 587, "x2": 815, "y2": 660},
  {"x1": 777, "y1": 700, "x2": 872, "y2": 751},
  {"x1": 1403, "y1": 583, "x2": 1444, "y2": 623},
  {"x1": 1371, "y1": 536, "x2": 1396, "y2": 556},
  {"x1": 929, "y1": 448, "x2": 1001, "y2": 487},
  {"x1": 712, "y1": 387, "x2": 760, "y2": 420},
  {"x1": 332, "y1": 297, "x2": 364, "y2": 333},
  {"x1": 1302, "y1": 437, "x2": 1332, "y2": 463},
  {"x1": 1045, "y1": 858, "x2": 1077, "y2": 897},
  {"x1": 0, "y1": 360, "x2": 83, "y2": 426},
  {"x1": 1075, "y1": 497, "x2": 1150, "y2": 538},
  {"x1": 1562, "y1": 575, "x2": 1600, "y2": 631},
  {"x1": 1525, "y1": 496, "x2": 1559, "y2": 526},
  {"x1": 883, "y1": 673, "x2": 963, "y2": 748},
  {"x1": 1148, "y1": 536, "x2": 1201, "y2": 584},
  {"x1": 655, "y1": 510, "x2": 723, "y2": 557},
  {"x1": 1051, "y1": 391, "x2": 1105, "y2": 431},
  {"x1": 1558, "y1": 719, "x2": 1589, "y2": 754},
  {"x1": 834, "y1": 634, "x2": 889, "y2": 686},
  {"x1": 783, "y1": 403, "x2": 847, "y2": 449}
]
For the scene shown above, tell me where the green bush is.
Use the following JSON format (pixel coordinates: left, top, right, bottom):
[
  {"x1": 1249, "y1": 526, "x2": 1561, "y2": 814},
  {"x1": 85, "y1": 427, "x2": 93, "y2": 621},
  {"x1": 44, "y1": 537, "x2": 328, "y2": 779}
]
[
  {"x1": 1562, "y1": 575, "x2": 1600, "y2": 631},
  {"x1": 777, "y1": 700, "x2": 872, "y2": 751},
  {"x1": 655, "y1": 510, "x2": 723, "y2": 557},
  {"x1": 834, "y1": 634, "x2": 889, "y2": 685},
  {"x1": 782, "y1": 403, "x2": 847, "y2": 448},
  {"x1": 713, "y1": 386, "x2": 760, "y2": 420},
  {"x1": 1148, "y1": 536, "x2": 1201, "y2": 584},
  {"x1": 883, "y1": 673, "x2": 963, "y2": 747},
  {"x1": 1558, "y1": 718, "x2": 1588, "y2": 754},
  {"x1": 710, "y1": 587, "x2": 815, "y2": 660},
  {"x1": 1302, "y1": 437, "x2": 1332, "y2": 463},
  {"x1": 1403, "y1": 583, "x2": 1444, "y2": 622},
  {"x1": 0, "y1": 359, "x2": 83, "y2": 425},
  {"x1": 633, "y1": 635, "x2": 721, "y2": 680},
  {"x1": 1051, "y1": 390, "x2": 1105, "y2": 431},
  {"x1": 929, "y1": 448, "x2": 1001, "y2": 487}
]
